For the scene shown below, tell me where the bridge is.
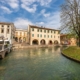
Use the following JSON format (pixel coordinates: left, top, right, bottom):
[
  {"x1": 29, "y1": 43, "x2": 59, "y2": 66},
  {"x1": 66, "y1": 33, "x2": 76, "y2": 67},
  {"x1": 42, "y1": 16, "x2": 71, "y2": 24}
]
[{"x1": 0, "y1": 44, "x2": 9, "y2": 59}]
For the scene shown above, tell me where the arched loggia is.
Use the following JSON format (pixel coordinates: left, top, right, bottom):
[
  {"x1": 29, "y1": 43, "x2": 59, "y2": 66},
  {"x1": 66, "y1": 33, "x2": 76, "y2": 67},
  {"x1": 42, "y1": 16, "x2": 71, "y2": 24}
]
[
  {"x1": 23, "y1": 37, "x2": 26, "y2": 42},
  {"x1": 49, "y1": 40, "x2": 53, "y2": 45},
  {"x1": 32, "y1": 39, "x2": 38, "y2": 45},
  {"x1": 40, "y1": 39, "x2": 46, "y2": 45},
  {"x1": 19, "y1": 37, "x2": 22, "y2": 43},
  {"x1": 54, "y1": 40, "x2": 59, "y2": 44}
]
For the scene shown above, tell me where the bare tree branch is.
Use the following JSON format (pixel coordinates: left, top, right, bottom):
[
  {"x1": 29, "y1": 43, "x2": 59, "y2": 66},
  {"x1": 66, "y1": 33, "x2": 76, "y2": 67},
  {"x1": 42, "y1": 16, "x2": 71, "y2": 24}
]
[{"x1": 60, "y1": 0, "x2": 80, "y2": 47}]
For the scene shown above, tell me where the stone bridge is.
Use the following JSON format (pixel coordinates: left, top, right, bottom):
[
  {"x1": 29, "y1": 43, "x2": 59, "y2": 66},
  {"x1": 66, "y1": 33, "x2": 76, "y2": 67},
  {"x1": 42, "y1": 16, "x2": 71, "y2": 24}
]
[{"x1": 0, "y1": 45, "x2": 9, "y2": 59}]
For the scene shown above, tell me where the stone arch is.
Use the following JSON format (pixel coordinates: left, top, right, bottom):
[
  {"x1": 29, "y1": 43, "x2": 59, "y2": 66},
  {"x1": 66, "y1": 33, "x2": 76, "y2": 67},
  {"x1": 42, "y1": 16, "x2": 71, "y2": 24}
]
[
  {"x1": 5, "y1": 51, "x2": 8, "y2": 57},
  {"x1": 19, "y1": 37, "x2": 22, "y2": 43},
  {"x1": 32, "y1": 39, "x2": 38, "y2": 45},
  {"x1": 15, "y1": 37, "x2": 18, "y2": 42},
  {"x1": 54, "y1": 40, "x2": 59, "y2": 44},
  {"x1": 49, "y1": 40, "x2": 53, "y2": 45},
  {"x1": 23, "y1": 37, "x2": 26, "y2": 42},
  {"x1": 40, "y1": 39, "x2": 46, "y2": 45}
]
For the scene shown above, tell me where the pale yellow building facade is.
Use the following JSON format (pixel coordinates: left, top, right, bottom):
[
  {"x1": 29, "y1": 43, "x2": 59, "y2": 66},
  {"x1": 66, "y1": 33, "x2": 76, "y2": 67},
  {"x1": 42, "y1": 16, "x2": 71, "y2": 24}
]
[
  {"x1": 0, "y1": 22, "x2": 15, "y2": 44},
  {"x1": 27, "y1": 25, "x2": 60, "y2": 45},
  {"x1": 0, "y1": 22, "x2": 60, "y2": 45},
  {"x1": 15, "y1": 29, "x2": 27, "y2": 43}
]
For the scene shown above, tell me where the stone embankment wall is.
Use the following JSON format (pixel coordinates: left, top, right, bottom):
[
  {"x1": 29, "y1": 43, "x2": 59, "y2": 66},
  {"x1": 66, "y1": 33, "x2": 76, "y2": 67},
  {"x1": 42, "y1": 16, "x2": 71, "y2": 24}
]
[{"x1": 13, "y1": 44, "x2": 61, "y2": 50}]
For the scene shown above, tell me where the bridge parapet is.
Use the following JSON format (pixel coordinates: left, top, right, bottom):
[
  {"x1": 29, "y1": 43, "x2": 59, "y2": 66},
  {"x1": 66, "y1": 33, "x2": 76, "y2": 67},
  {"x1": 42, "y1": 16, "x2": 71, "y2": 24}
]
[{"x1": 0, "y1": 46, "x2": 9, "y2": 59}]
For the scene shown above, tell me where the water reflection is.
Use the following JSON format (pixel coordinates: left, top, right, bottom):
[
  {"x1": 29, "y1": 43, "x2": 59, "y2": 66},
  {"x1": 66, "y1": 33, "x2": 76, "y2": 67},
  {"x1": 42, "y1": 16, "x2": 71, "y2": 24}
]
[
  {"x1": 0, "y1": 47, "x2": 80, "y2": 80},
  {"x1": 8, "y1": 47, "x2": 63, "y2": 59}
]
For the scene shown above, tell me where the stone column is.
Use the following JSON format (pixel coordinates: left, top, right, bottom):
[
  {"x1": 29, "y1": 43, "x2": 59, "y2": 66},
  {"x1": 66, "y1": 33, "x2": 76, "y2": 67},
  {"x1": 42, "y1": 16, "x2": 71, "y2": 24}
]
[
  {"x1": 38, "y1": 40, "x2": 40, "y2": 45},
  {"x1": 30, "y1": 40, "x2": 32, "y2": 45},
  {"x1": 46, "y1": 40, "x2": 48, "y2": 45}
]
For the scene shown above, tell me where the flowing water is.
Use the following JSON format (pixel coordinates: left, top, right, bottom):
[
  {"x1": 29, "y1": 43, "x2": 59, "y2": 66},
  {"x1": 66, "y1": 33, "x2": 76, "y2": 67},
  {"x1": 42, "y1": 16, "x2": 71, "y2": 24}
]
[{"x1": 0, "y1": 47, "x2": 80, "y2": 80}]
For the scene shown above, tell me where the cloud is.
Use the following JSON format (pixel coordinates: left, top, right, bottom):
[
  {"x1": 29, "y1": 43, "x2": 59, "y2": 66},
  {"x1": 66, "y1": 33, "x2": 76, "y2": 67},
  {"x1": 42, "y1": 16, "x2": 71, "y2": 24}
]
[
  {"x1": 21, "y1": 0, "x2": 38, "y2": 13},
  {"x1": 21, "y1": 0, "x2": 52, "y2": 6},
  {"x1": 0, "y1": 0, "x2": 53, "y2": 13},
  {"x1": 0, "y1": 0, "x2": 60, "y2": 30},
  {"x1": 21, "y1": 0, "x2": 36, "y2": 5},
  {"x1": 40, "y1": 9, "x2": 50, "y2": 17},
  {"x1": 36, "y1": 11, "x2": 61, "y2": 29},
  {"x1": 0, "y1": 6, "x2": 12, "y2": 14},
  {"x1": 45, "y1": 11, "x2": 61, "y2": 29},
  {"x1": 14, "y1": 18, "x2": 33, "y2": 29},
  {"x1": 21, "y1": 0, "x2": 53, "y2": 12},
  {"x1": 8, "y1": 0, "x2": 19, "y2": 9},
  {"x1": 36, "y1": 22, "x2": 44, "y2": 25},
  {"x1": 14, "y1": 12, "x2": 60, "y2": 30},
  {"x1": 0, "y1": 16, "x2": 9, "y2": 21},
  {"x1": 21, "y1": 4, "x2": 37, "y2": 13},
  {"x1": 39, "y1": 0, "x2": 52, "y2": 6},
  {"x1": 0, "y1": 0, "x2": 19, "y2": 9}
]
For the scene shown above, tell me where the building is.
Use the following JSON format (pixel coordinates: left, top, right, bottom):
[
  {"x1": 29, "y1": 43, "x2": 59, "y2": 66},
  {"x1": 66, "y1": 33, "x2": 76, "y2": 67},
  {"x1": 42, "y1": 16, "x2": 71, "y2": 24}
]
[
  {"x1": 27, "y1": 25, "x2": 60, "y2": 45},
  {"x1": 15, "y1": 29, "x2": 28, "y2": 43},
  {"x1": 60, "y1": 34, "x2": 77, "y2": 46},
  {"x1": 60, "y1": 34, "x2": 68, "y2": 44},
  {"x1": 70, "y1": 38, "x2": 76, "y2": 46},
  {"x1": 0, "y1": 22, "x2": 15, "y2": 44}
]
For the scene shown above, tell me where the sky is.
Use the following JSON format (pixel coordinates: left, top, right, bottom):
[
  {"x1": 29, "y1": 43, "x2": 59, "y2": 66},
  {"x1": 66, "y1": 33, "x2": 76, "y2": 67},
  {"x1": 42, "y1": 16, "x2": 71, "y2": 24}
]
[{"x1": 0, "y1": 0, "x2": 64, "y2": 29}]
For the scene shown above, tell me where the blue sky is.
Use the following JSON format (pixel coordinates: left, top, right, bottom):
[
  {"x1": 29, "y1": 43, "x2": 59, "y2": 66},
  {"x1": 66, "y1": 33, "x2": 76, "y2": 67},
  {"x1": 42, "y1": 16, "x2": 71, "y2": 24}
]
[{"x1": 0, "y1": 0, "x2": 64, "y2": 29}]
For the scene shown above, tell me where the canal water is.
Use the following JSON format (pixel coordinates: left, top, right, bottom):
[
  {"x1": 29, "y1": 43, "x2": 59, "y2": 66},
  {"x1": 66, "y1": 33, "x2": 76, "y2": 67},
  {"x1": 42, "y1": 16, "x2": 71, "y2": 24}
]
[{"x1": 0, "y1": 47, "x2": 80, "y2": 80}]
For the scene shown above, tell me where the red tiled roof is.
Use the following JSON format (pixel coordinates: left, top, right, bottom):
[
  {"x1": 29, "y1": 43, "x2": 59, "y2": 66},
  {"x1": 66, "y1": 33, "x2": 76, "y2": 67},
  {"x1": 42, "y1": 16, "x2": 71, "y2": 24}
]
[
  {"x1": 29, "y1": 25, "x2": 60, "y2": 31},
  {"x1": 0, "y1": 22, "x2": 14, "y2": 25},
  {"x1": 60, "y1": 34, "x2": 67, "y2": 36}
]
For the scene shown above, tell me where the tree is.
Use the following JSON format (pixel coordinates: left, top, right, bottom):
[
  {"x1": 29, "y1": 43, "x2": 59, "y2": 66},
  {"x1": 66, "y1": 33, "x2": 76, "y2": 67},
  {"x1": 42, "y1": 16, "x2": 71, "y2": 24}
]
[{"x1": 60, "y1": 0, "x2": 80, "y2": 47}]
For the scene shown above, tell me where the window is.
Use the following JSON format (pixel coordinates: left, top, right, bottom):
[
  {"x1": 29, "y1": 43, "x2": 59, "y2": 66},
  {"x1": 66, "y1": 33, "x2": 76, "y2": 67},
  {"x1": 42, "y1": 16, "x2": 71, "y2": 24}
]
[
  {"x1": 37, "y1": 34, "x2": 39, "y2": 37},
  {"x1": 40, "y1": 34, "x2": 42, "y2": 37},
  {"x1": 20, "y1": 32, "x2": 22, "y2": 36},
  {"x1": 32, "y1": 34, "x2": 34, "y2": 37},
  {"x1": 58, "y1": 31, "x2": 60, "y2": 34},
  {"x1": 7, "y1": 29, "x2": 9, "y2": 33},
  {"x1": 37, "y1": 29, "x2": 39, "y2": 32},
  {"x1": 51, "y1": 35, "x2": 52, "y2": 38},
  {"x1": 1, "y1": 29, "x2": 4, "y2": 33},
  {"x1": 32, "y1": 28, "x2": 34, "y2": 31},
  {"x1": 7, "y1": 25, "x2": 9, "y2": 28},
  {"x1": 51, "y1": 30, "x2": 52, "y2": 33},
  {"x1": 44, "y1": 30, "x2": 46, "y2": 33},
  {"x1": 2, "y1": 25, "x2": 4, "y2": 27},
  {"x1": 48, "y1": 35, "x2": 49, "y2": 38},
  {"x1": 54, "y1": 31, "x2": 55, "y2": 34},
  {"x1": 44, "y1": 35, "x2": 46, "y2": 38},
  {"x1": 40, "y1": 29, "x2": 42, "y2": 32},
  {"x1": 54, "y1": 36, "x2": 55, "y2": 38},
  {"x1": 47, "y1": 30, "x2": 49, "y2": 33}
]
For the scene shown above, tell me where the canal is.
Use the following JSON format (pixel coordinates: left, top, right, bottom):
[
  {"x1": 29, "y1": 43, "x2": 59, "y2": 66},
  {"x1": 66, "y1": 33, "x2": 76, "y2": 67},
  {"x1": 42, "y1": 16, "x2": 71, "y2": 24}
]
[{"x1": 0, "y1": 47, "x2": 80, "y2": 80}]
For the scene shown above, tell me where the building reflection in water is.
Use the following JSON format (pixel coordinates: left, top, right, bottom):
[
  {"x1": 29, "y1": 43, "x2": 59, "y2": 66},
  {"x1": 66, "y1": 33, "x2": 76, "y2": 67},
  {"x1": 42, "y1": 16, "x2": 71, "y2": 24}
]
[
  {"x1": 10, "y1": 50, "x2": 28, "y2": 59},
  {"x1": 12, "y1": 47, "x2": 60, "y2": 59}
]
